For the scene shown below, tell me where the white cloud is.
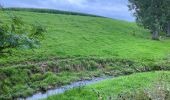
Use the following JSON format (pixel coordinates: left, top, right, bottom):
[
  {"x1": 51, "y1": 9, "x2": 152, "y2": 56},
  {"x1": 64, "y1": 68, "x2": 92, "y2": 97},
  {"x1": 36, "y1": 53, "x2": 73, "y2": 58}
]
[{"x1": 67, "y1": 0, "x2": 86, "y2": 4}]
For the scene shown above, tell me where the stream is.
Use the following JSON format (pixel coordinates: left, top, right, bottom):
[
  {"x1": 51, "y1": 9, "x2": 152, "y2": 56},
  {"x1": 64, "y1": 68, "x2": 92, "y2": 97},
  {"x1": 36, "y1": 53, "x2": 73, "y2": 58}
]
[{"x1": 19, "y1": 76, "x2": 113, "y2": 100}]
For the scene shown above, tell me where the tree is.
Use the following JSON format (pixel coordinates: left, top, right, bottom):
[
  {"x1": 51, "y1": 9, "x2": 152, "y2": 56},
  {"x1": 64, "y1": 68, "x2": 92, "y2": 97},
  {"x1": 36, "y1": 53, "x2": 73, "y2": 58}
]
[
  {"x1": 0, "y1": 8, "x2": 46, "y2": 54},
  {"x1": 162, "y1": 0, "x2": 170, "y2": 37},
  {"x1": 128, "y1": 0, "x2": 165, "y2": 40}
]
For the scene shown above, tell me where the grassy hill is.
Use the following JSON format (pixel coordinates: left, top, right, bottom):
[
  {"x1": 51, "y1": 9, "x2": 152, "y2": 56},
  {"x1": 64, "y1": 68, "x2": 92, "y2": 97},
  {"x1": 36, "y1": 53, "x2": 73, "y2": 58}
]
[
  {"x1": 0, "y1": 9, "x2": 170, "y2": 99},
  {"x1": 1, "y1": 10, "x2": 170, "y2": 64}
]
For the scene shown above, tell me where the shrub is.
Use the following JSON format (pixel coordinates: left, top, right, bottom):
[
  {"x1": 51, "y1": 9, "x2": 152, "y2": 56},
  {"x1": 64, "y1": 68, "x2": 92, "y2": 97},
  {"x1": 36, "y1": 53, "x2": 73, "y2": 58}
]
[{"x1": 0, "y1": 9, "x2": 46, "y2": 54}]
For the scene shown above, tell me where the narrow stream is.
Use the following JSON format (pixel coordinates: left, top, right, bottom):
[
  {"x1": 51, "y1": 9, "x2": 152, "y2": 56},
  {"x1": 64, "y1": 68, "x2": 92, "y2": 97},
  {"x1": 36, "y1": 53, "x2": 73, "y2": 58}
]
[{"x1": 20, "y1": 76, "x2": 113, "y2": 100}]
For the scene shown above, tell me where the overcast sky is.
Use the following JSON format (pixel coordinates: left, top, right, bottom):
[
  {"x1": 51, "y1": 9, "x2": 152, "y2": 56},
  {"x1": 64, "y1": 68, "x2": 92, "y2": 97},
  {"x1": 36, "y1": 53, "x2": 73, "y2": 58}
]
[{"x1": 0, "y1": 0, "x2": 135, "y2": 21}]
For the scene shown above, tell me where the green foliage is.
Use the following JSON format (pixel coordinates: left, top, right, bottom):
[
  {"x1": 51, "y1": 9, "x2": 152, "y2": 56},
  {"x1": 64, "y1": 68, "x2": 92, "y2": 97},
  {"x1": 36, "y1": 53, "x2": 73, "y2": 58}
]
[
  {"x1": 0, "y1": 11, "x2": 46, "y2": 54},
  {"x1": 128, "y1": 0, "x2": 170, "y2": 39},
  {"x1": 161, "y1": 0, "x2": 170, "y2": 36},
  {"x1": 129, "y1": 0, "x2": 164, "y2": 29}
]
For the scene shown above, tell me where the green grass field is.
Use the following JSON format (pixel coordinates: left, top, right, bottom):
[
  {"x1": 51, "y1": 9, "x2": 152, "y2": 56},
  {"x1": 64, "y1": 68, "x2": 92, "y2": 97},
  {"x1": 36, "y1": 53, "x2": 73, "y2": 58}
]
[
  {"x1": 1, "y1": 10, "x2": 170, "y2": 64},
  {"x1": 46, "y1": 71, "x2": 170, "y2": 100},
  {"x1": 0, "y1": 9, "x2": 170, "y2": 99}
]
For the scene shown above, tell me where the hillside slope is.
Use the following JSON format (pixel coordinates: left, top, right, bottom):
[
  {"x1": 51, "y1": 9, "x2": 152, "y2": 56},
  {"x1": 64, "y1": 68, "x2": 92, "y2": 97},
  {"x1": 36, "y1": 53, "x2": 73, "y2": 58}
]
[{"x1": 1, "y1": 10, "x2": 170, "y2": 64}]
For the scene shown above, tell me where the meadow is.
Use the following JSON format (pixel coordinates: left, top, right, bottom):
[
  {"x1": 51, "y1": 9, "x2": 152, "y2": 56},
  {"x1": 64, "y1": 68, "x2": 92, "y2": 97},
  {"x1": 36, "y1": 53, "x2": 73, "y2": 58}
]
[{"x1": 0, "y1": 9, "x2": 170, "y2": 99}]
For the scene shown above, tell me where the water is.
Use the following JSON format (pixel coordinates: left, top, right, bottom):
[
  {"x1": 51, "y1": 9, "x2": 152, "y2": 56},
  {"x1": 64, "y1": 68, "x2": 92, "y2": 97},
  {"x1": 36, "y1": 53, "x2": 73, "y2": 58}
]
[{"x1": 19, "y1": 76, "x2": 113, "y2": 100}]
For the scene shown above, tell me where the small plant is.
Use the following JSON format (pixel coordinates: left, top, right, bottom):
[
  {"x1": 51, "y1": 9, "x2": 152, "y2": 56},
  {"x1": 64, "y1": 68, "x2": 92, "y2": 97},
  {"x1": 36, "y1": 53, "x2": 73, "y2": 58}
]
[
  {"x1": 91, "y1": 88, "x2": 106, "y2": 100},
  {"x1": 0, "y1": 8, "x2": 46, "y2": 55}
]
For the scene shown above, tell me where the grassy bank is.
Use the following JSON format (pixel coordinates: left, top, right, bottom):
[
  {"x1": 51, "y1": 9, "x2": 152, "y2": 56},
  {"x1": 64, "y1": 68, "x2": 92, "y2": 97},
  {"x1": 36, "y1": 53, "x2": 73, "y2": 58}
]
[
  {"x1": 45, "y1": 71, "x2": 170, "y2": 100},
  {"x1": 2, "y1": 57, "x2": 169, "y2": 99},
  {"x1": 0, "y1": 9, "x2": 170, "y2": 99}
]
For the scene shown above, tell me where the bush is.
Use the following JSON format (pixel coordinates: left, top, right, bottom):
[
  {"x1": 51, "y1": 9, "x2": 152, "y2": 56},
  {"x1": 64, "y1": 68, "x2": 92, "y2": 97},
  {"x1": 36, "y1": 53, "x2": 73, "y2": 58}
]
[{"x1": 0, "y1": 9, "x2": 46, "y2": 54}]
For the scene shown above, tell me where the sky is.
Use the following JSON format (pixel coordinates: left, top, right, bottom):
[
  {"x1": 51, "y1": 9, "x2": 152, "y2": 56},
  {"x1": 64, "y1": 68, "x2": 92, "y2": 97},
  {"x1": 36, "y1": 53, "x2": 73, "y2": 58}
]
[{"x1": 0, "y1": 0, "x2": 135, "y2": 21}]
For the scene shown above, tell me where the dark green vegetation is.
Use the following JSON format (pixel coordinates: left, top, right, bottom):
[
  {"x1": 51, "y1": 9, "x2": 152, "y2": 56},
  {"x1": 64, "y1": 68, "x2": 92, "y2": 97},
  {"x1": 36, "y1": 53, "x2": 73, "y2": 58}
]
[
  {"x1": 0, "y1": 9, "x2": 170, "y2": 99},
  {"x1": 46, "y1": 71, "x2": 170, "y2": 100},
  {"x1": 129, "y1": 0, "x2": 170, "y2": 40},
  {"x1": 4, "y1": 8, "x2": 102, "y2": 18}
]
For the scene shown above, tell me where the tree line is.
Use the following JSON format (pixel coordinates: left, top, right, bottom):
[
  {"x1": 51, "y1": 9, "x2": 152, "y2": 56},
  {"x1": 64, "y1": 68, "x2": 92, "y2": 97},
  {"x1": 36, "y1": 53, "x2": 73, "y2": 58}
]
[{"x1": 128, "y1": 0, "x2": 170, "y2": 40}]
